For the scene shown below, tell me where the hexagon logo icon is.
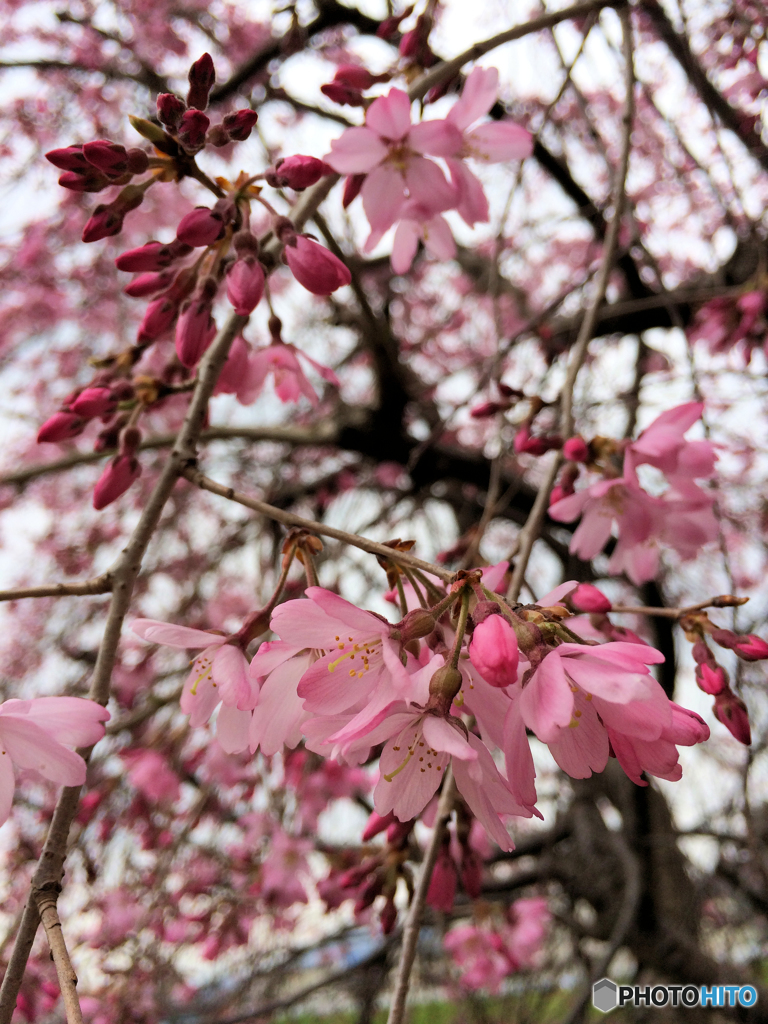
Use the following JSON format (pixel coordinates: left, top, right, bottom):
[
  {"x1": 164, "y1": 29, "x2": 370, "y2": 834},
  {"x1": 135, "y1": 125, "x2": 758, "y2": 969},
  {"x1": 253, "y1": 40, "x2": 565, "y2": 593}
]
[{"x1": 593, "y1": 978, "x2": 618, "y2": 1013}]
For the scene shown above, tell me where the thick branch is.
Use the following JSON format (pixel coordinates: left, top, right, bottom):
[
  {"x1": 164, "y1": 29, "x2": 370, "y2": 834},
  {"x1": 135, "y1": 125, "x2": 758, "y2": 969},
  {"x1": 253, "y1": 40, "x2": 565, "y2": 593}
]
[{"x1": 0, "y1": 576, "x2": 112, "y2": 603}]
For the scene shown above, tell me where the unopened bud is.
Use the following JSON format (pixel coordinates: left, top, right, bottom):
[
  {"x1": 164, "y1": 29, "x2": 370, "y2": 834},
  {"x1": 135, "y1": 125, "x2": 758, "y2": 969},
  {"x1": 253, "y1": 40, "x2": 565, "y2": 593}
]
[
  {"x1": 83, "y1": 139, "x2": 130, "y2": 177},
  {"x1": 46, "y1": 145, "x2": 89, "y2": 171},
  {"x1": 428, "y1": 666, "x2": 463, "y2": 704},
  {"x1": 177, "y1": 109, "x2": 210, "y2": 152},
  {"x1": 569, "y1": 583, "x2": 611, "y2": 614},
  {"x1": 157, "y1": 93, "x2": 186, "y2": 128},
  {"x1": 186, "y1": 52, "x2": 215, "y2": 111},
  {"x1": 206, "y1": 124, "x2": 231, "y2": 148},
  {"x1": 37, "y1": 411, "x2": 85, "y2": 443},
  {"x1": 72, "y1": 387, "x2": 117, "y2": 418},
  {"x1": 398, "y1": 608, "x2": 436, "y2": 642},
  {"x1": 221, "y1": 109, "x2": 259, "y2": 141},
  {"x1": 342, "y1": 173, "x2": 365, "y2": 208},
  {"x1": 713, "y1": 688, "x2": 752, "y2": 745}
]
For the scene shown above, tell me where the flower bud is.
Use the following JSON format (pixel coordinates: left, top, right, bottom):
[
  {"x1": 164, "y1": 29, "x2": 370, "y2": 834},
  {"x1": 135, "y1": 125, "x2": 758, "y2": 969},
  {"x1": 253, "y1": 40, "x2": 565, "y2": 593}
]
[
  {"x1": 426, "y1": 846, "x2": 457, "y2": 913},
  {"x1": 320, "y1": 82, "x2": 366, "y2": 107},
  {"x1": 267, "y1": 155, "x2": 330, "y2": 190},
  {"x1": 333, "y1": 65, "x2": 376, "y2": 90},
  {"x1": 362, "y1": 811, "x2": 395, "y2": 842},
  {"x1": 137, "y1": 296, "x2": 178, "y2": 342},
  {"x1": 428, "y1": 666, "x2": 463, "y2": 705},
  {"x1": 469, "y1": 613, "x2": 519, "y2": 688},
  {"x1": 126, "y1": 148, "x2": 149, "y2": 174},
  {"x1": 563, "y1": 435, "x2": 589, "y2": 462},
  {"x1": 157, "y1": 93, "x2": 186, "y2": 128},
  {"x1": 226, "y1": 258, "x2": 265, "y2": 315},
  {"x1": 696, "y1": 662, "x2": 728, "y2": 695},
  {"x1": 82, "y1": 139, "x2": 130, "y2": 176},
  {"x1": 710, "y1": 628, "x2": 740, "y2": 650},
  {"x1": 470, "y1": 400, "x2": 504, "y2": 419},
  {"x1": 206, "y1": 124, "x2": 231, "y2": 148},
  {"x1": 284, "y1": 236, "x2": 351, "y2": 295},
  {"x1": 82, "y1": 204, "x2": 122, "y2": 243},
  {"x1": 186, "y1": 52, "x2": 215, "y2": 110},
  {"x1": 396, "y1": 608, "x2": 436, "y2": 644},
  {"x1": 377, "y1": 6, "x2": 414, "y2": 39},
  {"x1": 46, "y1": 145, "x2": 90, "y2": 171},
  {"x1": 176, "y1": 206, "x2": 225, "y2": 247},
  {"x1": 58, "y1": 169, "x2": 110, "y2": 193},
  {"x1": 734, "y1": 634, "x2": 768, "y2": 661},
  {"x1": 713, "y1": 688, "x2": 752, "y2": 745},
  {"x1": 72, "y1": 387, "x2": 117, "y2": 418},
  {"x1": 124, "y1": 271, "x2": 175, "y2": 297},
  {"x1": 460, "y1": 848, "x2": 482, "y2": 899},
  {"x1": 93, "y1": 453, "x2": 142, "y2": 510},
  {"x1": 37, "y1": 411, "x2": 84, "y2": 443},
  {"x1": 380, "y1": 897, "x2": 398, "y2": 934},
  {"x1": 175, "y1": 297, "x2": 216, "y2": 367},
  {"x1": 221, "y1": 109, "x2": 259, "y2": 141},
  {"x1": 569, "y1": 583, "x2": 611, "y2": 614},
  {"x1": 177, "y1": 109, "x2": 210, "y2": 152},
  {"x1": 343, "y1": 174, "x2": 365, "y2": 208},
  {"x1": 116, "y1": 240, "x2": 190, "y2": 273}
]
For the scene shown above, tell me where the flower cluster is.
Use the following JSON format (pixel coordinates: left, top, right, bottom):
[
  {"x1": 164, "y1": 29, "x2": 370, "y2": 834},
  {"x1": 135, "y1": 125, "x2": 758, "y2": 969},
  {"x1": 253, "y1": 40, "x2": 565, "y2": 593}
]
[
  {"x1": 549, "y1": 402, "x2": 719, "y2": 584},
  {"x1": 134, "y1": 558, "x2": 712, "y2": 930}
]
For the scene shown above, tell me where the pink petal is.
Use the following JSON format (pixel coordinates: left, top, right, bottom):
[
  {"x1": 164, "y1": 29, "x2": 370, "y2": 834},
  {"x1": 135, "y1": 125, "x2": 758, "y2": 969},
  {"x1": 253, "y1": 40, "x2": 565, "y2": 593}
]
[
  {"x1": 23, "y1": 697, "x2": 109, "y2": 747},
  {"x1": 409, "y1": 119, "x2": 463, "y2": 157},
  {"x1": 480, "y1": 561, "x2": 509, "y2": 593},
  {"x1": 324, "y1": 126, "x2": 388, "y2": 174},
  {"x1": 212, "y1": 645, "x2": 255, "y2": 710},
  {"x1": 216, "y1": 704, "x2": 252, "y2": 753},
  {"x1": 448, "y1": 67, "x2": 499, "y2": 131},
  {"x1": 250, "y1": 653, "x2": 311, "y2": 754},
  {"x1": 269, "y1": 598, "x2": 341, "y2": 648},
  {"x1": 423, "y1": 716, "x2": 477, "y2": 761},
  {"x1": 423, "y1": 215, "x2": 456, "y2": 262},
  {"x1": 366, "y1": 88, "x2": 412, "y2": 140},
  {"x1": 536, "y1": 581, "x2": 579, "y2": 607},
  {"x1": 466, "y1": 122, "x2": 532, "y2": 162},
  {"x1": 374, "y1": 731, "x2": 446, "y2": 821},
  {"x1": 249, "y1": 640, "x2": 300, "y2": 679},
  {"x1": 391, "y1": 220, "x2": 420, "y2": 274},
  {"x1": 131, "y1": 619, "x2": 223, "y2": 649},
  {"x1": 0, "y1": 717, "x2": 86, "y2": 786},
  {"x1": 446, "y1": 158, "x2": 489, "y2": 226},
  {"x1": 305, "y1": 587, "x2": 392, "y2": 636},
  {"x1": 546, "y1": 695, "x2": 609, "y2": 778},
  {"x1": 502, "y1": 696, "x2": 538, "y2": 809},
  {"x1": 362, "y1": 164, "x2": 406, "y2": 236},
  {"x1": 0, "y1": 749, "x2": 14, "y2": 826},
  {"x1": 404, "y1": 157, "x2": 457, "y2": 212},
  {"x1": 519, "y1": 654, "x2": 573, "y2": 743}
]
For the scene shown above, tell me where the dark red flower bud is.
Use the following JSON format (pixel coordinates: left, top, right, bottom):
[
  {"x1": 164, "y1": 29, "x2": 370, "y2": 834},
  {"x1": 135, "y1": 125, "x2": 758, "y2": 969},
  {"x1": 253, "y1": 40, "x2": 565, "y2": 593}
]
[
  {"x1": 137, "y1": 297, "x2": 178, "y2": 342},
  {"x1": 157, "y1": 93, "x2": 186, "y2": 128},
  {"x1": 83, "y1": 139, "x2": 130, "y2": 177},
  {"x1": 116, "y1": 239, "x2": 192, "y2": 272},
  {"x1": 177, "y1": 109, "x2": 210, "y2": 152},
  {"x1": 376, "y1": 5, "x2": 413, "y2": 39},
  {"x1": 186, "y1": 53, "x2": 215, "y2": 110},
  {"x1": 46, "y1": 145, "x2": 89, "y2": 171},
  {"x1": 72, "y1": 388, "x2": 117, "y2": 418},
  {"x1": 221, "y1": 108, "x2": 258, "y2": 142},
  {"x1": 176, "y1": 206, "x2": 224, "y2": 247},
  {"x1": 332, "y1": 65, "x2": 376, "y2": 90},
  {"x1": 320, "y1": 82, "x2": 365, "y2": 107},
  {"x1": 284, "y1": 236, "x2": 351, "y2": 295},
  {"x1": 175, "y1": 296, "x2": 216, "y2": 367},
  {"x1": 342, "y1": 173, "x2": 365, "y2": 208},
  {"x1": 470, "y1": 401, "x2": 504, "y2": 419},
  {"x1": 380, "y1": 898, "x2": 397, "y2": 934},
  {"x1": 126, "y1": 148, "x2": 149, "y2": 174},
  {"x1": 58, "y1": 169, "x2": 110, "y2": 193},
  {"x1": 82, "y1": 204, "x2": 123, "y2": 243},
  {"x1": 460, "y1": 849, "x2": 483, "y2": 899},
  {"x1": 37, "y1": 411, "x2": 85, "y2": 443},
  {"x1": 713, "y1": 688, "x2": 751, "y2": 745},
  {"x1": 206, "y1": 124, "x2": 231, "y2": 148},
  {"x1": 226, "y1": 258, "x2": 265, "y2": 315}
]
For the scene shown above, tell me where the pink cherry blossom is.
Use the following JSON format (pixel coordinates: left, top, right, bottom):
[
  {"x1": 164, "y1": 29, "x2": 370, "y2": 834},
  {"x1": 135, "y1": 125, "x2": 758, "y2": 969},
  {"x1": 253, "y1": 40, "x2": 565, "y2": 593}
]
[
  {"x1": 131, "y1": 619, "x2": 256, "y2": 752},
  {"x1": 625, "y1": 402, "x2": 716, "y2": 481},
  {"x1": 0, "y1": 697, "x2": 109, "y2": 826},
  {"x1": 244, "y1": 341, "x2": 339, "y2": 406},
  {"x1": 390, "y1": 199, "x2": 456, "y2": 273},
  {"x1": 469, "y1": 611, "x2": 519, "y2": 688},
  {"x1": 324, "y1": 87, "x2": 460, "y2": 242}
]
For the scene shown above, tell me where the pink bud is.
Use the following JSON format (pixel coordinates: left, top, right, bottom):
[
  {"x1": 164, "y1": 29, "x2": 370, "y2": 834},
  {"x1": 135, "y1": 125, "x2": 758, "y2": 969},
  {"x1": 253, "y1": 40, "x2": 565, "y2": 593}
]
[
  {"x1": 284, "y1": 236, "x2": 351, "y2": 295},
  {"x1": 176, "y1": 207, "x2": 224, "y2": 247},
  {"x1": 734, "y1": 634, "x2": 768, "y2": 661},
  {"x1": 669, "y1": 703, "x2": 710, "y2": 745},
  {"x1": 226, "y1": 258, "x2": 265, "y2": 315},
  {"x1": 710, "y1": 628, "x2": 740, "y2": 650},
  {"x1": 569, "y1": 583, "x2": 611, "y2": 614},
  {"x1": 460, "y1": 848, "x2": 482, "y2": 899},
  {"x1": 380, "y1": 898, "x2": 398, "y2": 934},
  {"x1": 362, "y1": 811, "x2": 395, "y2": 842},
  {"x1": 46, "y1": 145, "x2": 89, "y2": 171},
  {"x1": 157, "y1": 93, "x2": 186, "y2": 128},
  {"x1": 175, "y1": 298, "x2": 216, "y2": 367},
  {"x1": 221, "y1": 109, "x2": 258, "y2": 141},
  {"x1": 563, "y1": 436, "x2": 589, "y2": 462},
  {"x1": 696, "y1": 662, "x2": 728, "y2": 695},
  {"x1": 58, "y1": 169, "x2": 110, "y2": 192},
  {"x1": 342, "y1": 173, "x2": 365, "y2": 208},
  {"x1": 426, "y1": 847, "x2": 457, "y2": 913},
  {"x1": 470, "y1": 401, "x2": 503, "y2": 419},
  {"x1": 117, "y1": 239, "x2": 191, "y2": 273},
  {"x1": 469, "y1": 614, "x2": 519, "y2": 688},
  {"x1": 82, "y1": 203, "x2": 123, "y2": 243},
  {"x1": 713, "y1": 689, "x2": 752, "y2": 745},
  {"x1": 187, "y1": 53, "x2": 216, "y2": 110},
  {"x1": 83, "y1": 139, "x2": 129, "y2": 176},
  {"x1": 320, "y1": 82, "x2": 366, "y2": 107},
  {"x1": 124, "y1": 271, "x2": 176, "y2": 297},
  {"x1": 268, "y1": 155, "x2": 330, "y2": 190},
  {"x1": 93, "y1": 454, "x2": 142, "y2": 510},
  {"x1": 37, "y1": 411, "x2": 84, "y2": 443},
  {"x1": 72, "y1": 387, "x2": 117, "y2": 418},
  {"x1": 377, "y1": 6, "x2": 413, "y2": 39},
  {"x1": 137, "y1": 297, "x2": 178, "y2": 342},
  {"x1": 333, "y1": 65, "x2": 376, "y2": 90},
  {"x1": 177, "y1": 109, "x2": 210, "y2": 151},
  {"x1": 214, "y1": 335, "x2": 250, "y2": 395}
]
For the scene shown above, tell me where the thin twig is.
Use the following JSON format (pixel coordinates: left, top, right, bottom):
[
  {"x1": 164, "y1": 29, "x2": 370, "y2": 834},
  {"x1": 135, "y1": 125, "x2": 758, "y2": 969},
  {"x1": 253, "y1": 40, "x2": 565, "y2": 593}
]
[
  {"x1": 34, "y1": 884, "x2": 84, "y2": 1024},
  {"x1": 506, "y1": 5, "x2": 635, "y2": 604},
  {"x1": 182, "y1": 467, "x2": 453, "y2": 583},
  {"x1": 386, "y1": 770, "x2": 456, "y2": 1024},
  {"x1": 0, "y1": 576, "x2": 112, "y2": 603}
]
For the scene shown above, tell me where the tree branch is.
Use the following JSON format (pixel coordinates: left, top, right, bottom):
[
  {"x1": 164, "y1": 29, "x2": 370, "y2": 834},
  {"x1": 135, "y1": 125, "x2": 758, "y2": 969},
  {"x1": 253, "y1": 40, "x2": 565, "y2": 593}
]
[{"x1": 33, "y1": 884, "x2": 83, "y2": 1024}]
